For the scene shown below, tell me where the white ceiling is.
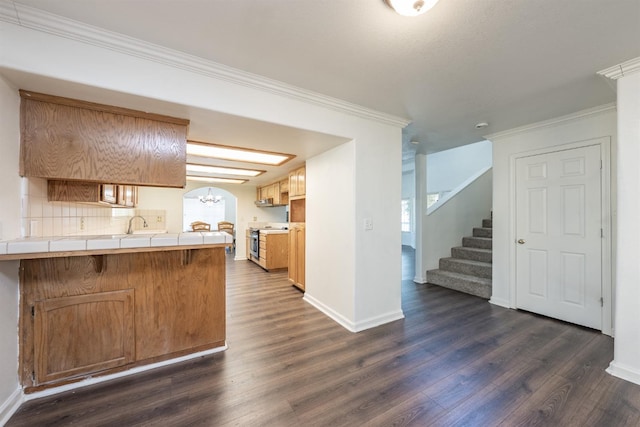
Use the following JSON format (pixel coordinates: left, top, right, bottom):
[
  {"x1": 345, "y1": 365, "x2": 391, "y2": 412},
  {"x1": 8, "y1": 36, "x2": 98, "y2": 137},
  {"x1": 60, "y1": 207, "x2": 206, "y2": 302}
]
[{"x1": 3, "y1": 0, "x2": 640, "y2": 180}]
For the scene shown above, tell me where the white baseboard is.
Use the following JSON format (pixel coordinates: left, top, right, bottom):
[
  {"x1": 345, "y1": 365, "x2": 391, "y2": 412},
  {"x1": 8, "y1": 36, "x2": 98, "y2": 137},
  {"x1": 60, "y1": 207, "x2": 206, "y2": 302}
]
[
  {"x1": 489, "y1": 296, "x2": 511, "y2": 308},
  {"x1": 353, "y1": 310, "x2": 405, "y2": 332},
  {"x1": 0, "y1": 387, "x2": 24, "y2": 426},
  {"x1": 303, "y1": 294, "x2": 404, "y2": 333},
  {"x1": 413, "y1": 275, "x2": 427, "y2": 284},
  {"x1": 304, "y1": 294, "x2": 357, "y2": 331},
  {"x1": 24, "y1": 344, "x2": 228, "y2": 402},
  {"x1": 607, "y1": 361, "x2": 640, "y2": 386}
]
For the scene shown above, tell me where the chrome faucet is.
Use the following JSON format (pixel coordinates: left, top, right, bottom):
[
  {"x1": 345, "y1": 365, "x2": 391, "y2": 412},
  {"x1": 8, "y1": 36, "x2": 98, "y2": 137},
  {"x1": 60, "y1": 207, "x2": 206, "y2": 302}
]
[{"x1": 127, "y1": 215, "x2": 148, "y2": 234}]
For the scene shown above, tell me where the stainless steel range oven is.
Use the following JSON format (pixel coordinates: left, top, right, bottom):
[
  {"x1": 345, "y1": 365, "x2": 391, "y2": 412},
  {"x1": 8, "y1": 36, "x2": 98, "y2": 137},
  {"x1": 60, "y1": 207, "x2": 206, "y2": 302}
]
[{"x1": 249, "y1": 228, "x2": 260, "y2": 259}]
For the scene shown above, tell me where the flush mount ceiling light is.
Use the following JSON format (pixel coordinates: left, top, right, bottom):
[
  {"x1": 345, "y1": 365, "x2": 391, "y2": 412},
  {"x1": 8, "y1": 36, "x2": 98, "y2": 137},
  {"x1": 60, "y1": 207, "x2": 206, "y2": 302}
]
[
  {"x1": 186, "y1": 163, "x2": 265, "y2": 177},
  {"x1": 187, "y1": 176, "x2": 247, "y2": 185},
  {"x1": 187, "y1": 141, "x2": 295, "y2": 166},
  {"x1": 384, "y1": 0, "x2": 440, "y2": 16}
]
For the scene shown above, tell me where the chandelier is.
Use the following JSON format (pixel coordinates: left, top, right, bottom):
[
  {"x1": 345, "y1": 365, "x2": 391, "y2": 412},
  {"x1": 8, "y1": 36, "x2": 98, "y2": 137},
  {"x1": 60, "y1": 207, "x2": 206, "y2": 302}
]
[{"x1": 199, "y1": 188, "x2": 223, "y2": 206}]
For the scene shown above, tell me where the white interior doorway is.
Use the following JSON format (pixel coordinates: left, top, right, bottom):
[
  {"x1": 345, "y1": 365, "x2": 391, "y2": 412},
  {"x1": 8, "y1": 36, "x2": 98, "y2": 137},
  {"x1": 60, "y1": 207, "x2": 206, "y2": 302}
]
[
  {"x1": 183, "y1": 187, "x2": 237, "y2": 232},
  {"x1": 515, "y1": 143, "x2": 604, "y2": 330}
]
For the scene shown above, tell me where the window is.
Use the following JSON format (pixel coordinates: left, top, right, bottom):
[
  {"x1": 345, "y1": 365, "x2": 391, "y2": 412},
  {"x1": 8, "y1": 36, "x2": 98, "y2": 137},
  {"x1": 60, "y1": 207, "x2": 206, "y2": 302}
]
[
  {"x1": 426, "y1": 192, "x2": 440, "y2": 208},
  {"x1": 401, "y1": 198, "x2": 412, "y2": 232}
]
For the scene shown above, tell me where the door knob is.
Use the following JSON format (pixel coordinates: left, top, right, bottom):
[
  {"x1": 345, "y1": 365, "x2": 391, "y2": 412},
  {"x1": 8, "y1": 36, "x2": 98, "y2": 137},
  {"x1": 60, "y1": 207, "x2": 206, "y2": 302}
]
[{"x1": 517, "y1": 239, "x2": 525, "y2": 244}]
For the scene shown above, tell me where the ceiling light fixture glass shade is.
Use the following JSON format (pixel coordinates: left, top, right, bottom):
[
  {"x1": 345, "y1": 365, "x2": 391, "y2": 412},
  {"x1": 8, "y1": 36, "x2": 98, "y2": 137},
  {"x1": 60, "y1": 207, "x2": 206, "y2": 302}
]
[
  {"x1": 186, "y1": 163, "x2": 264, "y2": 177},
  {"x1": 187, "y1": 176, "x2": 247, "y2": 185},
  {"x1": 384, "y1": 0, "x2": 439, "y2": 16},
  {"x1": 198, "y1": 188, "x2": 222, "y2": 206},
  {"x1": 187, "y1": 141, "x2": 294, "y2": 166}
]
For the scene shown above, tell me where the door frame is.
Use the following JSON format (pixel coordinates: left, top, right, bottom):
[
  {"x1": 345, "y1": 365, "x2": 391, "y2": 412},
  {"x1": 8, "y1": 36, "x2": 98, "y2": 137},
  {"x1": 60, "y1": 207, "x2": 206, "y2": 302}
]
[{"x1": 508, "y1": 137, "x2": 612, "y2": 335}]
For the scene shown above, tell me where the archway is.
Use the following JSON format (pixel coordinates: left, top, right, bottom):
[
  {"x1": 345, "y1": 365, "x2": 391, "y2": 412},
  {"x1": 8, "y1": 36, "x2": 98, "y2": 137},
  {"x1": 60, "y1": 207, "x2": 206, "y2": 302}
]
[{"x1": 182, "y1": 186, "x2": 237, "y2": 233}]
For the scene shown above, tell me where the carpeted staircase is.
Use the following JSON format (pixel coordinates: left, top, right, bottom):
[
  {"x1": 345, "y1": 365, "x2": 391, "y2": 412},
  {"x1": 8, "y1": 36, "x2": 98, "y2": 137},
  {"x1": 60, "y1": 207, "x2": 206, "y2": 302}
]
[{"x1": 426, "y1": 217, "x2": 492, "y2": 299}]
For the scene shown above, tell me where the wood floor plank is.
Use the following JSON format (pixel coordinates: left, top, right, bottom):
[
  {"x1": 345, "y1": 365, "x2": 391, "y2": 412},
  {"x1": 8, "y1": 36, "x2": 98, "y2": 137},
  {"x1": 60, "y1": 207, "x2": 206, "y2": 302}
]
[{"x1": 7, "y1": 249, "x2": 640, "y2": 426}]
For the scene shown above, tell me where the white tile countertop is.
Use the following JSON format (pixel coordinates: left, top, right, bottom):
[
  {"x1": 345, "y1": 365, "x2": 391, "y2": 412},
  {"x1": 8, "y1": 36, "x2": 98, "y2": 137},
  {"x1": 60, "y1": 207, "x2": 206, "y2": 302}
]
[
  {"x1": 0, "y1": 232, "x2": 233, "y2": 260},
  {"x1": 257, "y1": 229, "x2": 289, "y2": 235}
]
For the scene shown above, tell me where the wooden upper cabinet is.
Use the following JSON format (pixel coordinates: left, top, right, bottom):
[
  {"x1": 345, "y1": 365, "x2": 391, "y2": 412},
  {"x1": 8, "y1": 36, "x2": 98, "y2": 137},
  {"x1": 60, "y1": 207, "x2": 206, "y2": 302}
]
[
  {"x1": 47, "y1": 181, "x2": 138, "y2": 207},
  {"x1": 289, "y1": 166, "x2": 306, "y2": 198},
  {"x1": 19, "y1": 90, "x2": 189, "y2": 188}
]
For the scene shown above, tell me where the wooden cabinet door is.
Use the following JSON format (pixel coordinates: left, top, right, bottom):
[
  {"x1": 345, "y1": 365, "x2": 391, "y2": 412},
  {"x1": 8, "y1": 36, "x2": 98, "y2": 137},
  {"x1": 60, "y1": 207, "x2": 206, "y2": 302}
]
[
  {"x1": 288, "y1": 166, "x2": 306, "y2": 198},
  {"x1": 296, "y1": 167, "x2": 306, "y2": 196},
  {"x1": 296, "y1": 226, "x2": 306, "y2": 290},
  {"x1": 19, "y1": 90, "x2": 188, "y2": 188},
  {"x1": 34, "y1": 289, "x2": 135, "y2": 385},
  {"x1": 288, "y1": 229, "x2": 297, "y2": 283},
  {"x1": 101, "y1": 184, "x2": 117, "y2": 204},
  {"x1": 117, "y1": 185, "x2": 137, "y2": 207},
  {"x1": 289, "y1": 170, "x2": 298, "y2": 197},
  {"x1": 289, "y1": 226, "x2": 305, "y2": 290}
]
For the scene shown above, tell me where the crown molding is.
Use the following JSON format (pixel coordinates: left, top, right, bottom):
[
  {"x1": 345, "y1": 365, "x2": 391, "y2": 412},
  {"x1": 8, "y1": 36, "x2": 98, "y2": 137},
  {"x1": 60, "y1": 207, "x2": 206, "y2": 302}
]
[
  {"x1": 485, "y1": 103, "x2": 616, "y2": 141},
  {"x1": 597, "y1": 57, "x2": 640, "y2": 80},
  {"x1": 0, "y1": 0, "x2": 411, "y2": 128}
]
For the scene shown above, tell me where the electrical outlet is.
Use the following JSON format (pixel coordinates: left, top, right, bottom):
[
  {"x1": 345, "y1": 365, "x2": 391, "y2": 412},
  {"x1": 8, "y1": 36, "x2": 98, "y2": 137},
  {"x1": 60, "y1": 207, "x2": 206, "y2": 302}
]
[
  {"x1": 80, "y1": 217, "x2": 85, "y2": 231},
  {"x1": 364, "y1": 218, "x2": 373, "y2": 231},
  {"x1": 156, "y1": 216, "x2": 163, "y2": 223}
]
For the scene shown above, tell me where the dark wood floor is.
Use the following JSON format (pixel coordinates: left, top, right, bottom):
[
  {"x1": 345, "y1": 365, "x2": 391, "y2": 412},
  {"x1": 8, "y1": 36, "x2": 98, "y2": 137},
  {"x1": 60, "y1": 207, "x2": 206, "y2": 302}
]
[{"x1": 8, "y1": 247, "x2": 640, "y2": 426}]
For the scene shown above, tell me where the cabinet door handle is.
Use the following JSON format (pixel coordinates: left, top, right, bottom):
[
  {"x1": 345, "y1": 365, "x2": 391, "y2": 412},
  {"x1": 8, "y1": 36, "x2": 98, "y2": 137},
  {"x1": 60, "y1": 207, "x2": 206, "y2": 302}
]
[{"x1": 517, "y1": 239, "x2": 525, "y2": 244}]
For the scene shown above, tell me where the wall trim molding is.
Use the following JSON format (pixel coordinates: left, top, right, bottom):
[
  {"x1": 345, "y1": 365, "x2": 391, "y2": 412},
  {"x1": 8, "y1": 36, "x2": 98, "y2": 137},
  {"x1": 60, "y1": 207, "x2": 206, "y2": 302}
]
[
  {"x1": 304, "y1": 293, "x2": 405, "y2": 332},
  {"x1": 413, "y1": 275, "x2": 427, "y2": 284},
  {"x1": 0, "y1": 387, "x2": 23, "y2": 426},
  {"x1": 303, "y1": 293, "x2": 357, "y2": 332},
  {"x1": 353, "y1": 310, "x2": 405, "y2": 332},
  {"x1": 598, "y1": 57, "x2": 640, "y2": 80},
  {"x1": 0, "y1": 0, "x2": 410, "y2": 128},
  {"x1": 485, "y1": 103, "x2": 616, "y2": 142},
  {"x1": 607, "y1": 361, "x2": 640, "y2": 387},
  {"x1": 489, "y1": 296, "x2": 510, "y2": 309}
]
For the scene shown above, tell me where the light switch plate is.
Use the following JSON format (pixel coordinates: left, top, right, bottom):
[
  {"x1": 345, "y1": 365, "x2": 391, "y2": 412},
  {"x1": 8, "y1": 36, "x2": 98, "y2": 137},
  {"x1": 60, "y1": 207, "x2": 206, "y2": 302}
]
[{"x1": 364, "y1": 218, "x2": 373, "y2": 231}]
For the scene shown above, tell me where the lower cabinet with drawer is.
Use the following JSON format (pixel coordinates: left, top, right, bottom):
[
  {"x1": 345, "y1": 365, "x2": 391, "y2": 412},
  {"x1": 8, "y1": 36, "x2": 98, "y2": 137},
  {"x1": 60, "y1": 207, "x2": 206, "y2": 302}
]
[{"x1": 253, "y1": 233, "x2": 288, "y2": 271}]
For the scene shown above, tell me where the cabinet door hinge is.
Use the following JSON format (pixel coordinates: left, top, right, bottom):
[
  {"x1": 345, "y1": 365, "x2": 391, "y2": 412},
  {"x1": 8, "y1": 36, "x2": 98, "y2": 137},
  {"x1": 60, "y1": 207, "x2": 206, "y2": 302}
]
[
  {"x1": 31, "y1": 306, "x2": 35, "y2": 317},
  {"x1": 31, "y1": 370, "x2": 35, "y2": 381},
  {"x1": 600, "y1": 297, "x2": 604, "y2": 307}
]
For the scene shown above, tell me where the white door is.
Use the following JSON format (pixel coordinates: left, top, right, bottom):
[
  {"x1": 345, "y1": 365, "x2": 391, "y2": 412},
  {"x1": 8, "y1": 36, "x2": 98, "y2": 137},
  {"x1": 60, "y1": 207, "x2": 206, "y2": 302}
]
[{"x1": 515, "y1": 144, "x2": 602, "y2": 330}]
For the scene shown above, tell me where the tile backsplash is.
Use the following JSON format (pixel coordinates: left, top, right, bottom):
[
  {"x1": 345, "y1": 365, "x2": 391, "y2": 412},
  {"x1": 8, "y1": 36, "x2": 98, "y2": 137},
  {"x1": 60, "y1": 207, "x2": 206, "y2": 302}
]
[{"x1": 22, "y1": 177, "x2": 166, "y2": 237}]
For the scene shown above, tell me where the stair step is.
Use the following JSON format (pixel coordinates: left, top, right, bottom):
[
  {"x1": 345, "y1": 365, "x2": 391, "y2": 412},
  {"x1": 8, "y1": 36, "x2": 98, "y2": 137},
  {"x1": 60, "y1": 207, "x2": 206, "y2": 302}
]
[
  {"x1": 426, "y1": 269, "x2": 492, "y2": 299},
  {"x1": 472, "y1": 227, "x2": 492, "y2": 238},
  {"x1": 462, "y1": 236, "x2": 492, "y2": 250},
  {"x1": 439, "y1": 258, "x2": 492, "y2": 279},
  {"x1": 451, "y1": 246, "x2": 492, "y2": 263},
  {"x1": 482, "y1": 218, "x2": 492, "y2": 228}
]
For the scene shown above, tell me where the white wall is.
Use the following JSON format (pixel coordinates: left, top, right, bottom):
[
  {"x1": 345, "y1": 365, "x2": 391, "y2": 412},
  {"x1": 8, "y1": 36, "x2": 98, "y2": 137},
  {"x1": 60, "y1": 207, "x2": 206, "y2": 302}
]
[
  {"x1": 424, "y1": 169, "x2": 492, "y2": 271},
  {"x1": 489, "y1": 105, "x2": 617, "y2": 331},
  {"x1": 0, "y1": 75, "x2": 22, "y2": 424},
  {"x1": 608, "y1": 68, "x2": 640, "y2": 385},
  {"x1": 305, "y1": 142, "x2": 357, "y2": 326},
  {"x1": 427, "y1": 140, "x2": 492, "y2": 194}
]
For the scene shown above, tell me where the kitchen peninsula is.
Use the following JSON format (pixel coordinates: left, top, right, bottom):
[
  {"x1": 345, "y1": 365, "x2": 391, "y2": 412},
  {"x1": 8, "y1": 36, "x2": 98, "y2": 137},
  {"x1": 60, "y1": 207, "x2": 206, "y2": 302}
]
[{"x1": 0, "y1": 232, "x2": 232, "y2": 393}]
